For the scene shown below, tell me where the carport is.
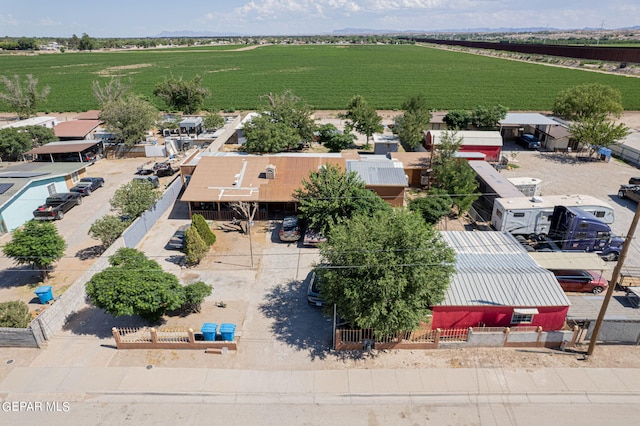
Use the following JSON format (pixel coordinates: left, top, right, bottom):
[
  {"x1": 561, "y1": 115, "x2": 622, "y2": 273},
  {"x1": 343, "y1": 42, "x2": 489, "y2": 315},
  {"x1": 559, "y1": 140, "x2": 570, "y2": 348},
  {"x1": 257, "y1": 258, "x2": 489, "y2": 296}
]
[
  {"x1": 499, "y1": 113, "x2": 564, "y2": 149},
  {"x1": 23, "y1": 140, "x2": 102, "y2": 163}
]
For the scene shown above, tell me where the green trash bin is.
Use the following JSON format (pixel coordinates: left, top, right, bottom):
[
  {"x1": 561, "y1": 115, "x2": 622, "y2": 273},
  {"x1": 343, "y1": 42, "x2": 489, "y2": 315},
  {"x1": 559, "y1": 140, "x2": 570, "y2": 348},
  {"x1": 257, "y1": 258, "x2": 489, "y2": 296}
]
[{"x1": 201, "y1": 322, "x2": 218, "y2": 341}]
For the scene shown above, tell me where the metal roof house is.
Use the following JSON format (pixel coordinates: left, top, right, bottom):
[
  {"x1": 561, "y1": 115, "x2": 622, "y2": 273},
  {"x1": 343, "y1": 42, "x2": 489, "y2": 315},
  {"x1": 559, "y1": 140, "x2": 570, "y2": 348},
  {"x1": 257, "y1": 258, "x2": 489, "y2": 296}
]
[
  {"x1": 346, "y1": 158, "x2": 408, "y2": 207},
  {"x1": 432, "y1": 231, "x2": 570, "y2": 331},
  {"x1": 0, "y1": 162, "x2": 90, "y2": 232}
]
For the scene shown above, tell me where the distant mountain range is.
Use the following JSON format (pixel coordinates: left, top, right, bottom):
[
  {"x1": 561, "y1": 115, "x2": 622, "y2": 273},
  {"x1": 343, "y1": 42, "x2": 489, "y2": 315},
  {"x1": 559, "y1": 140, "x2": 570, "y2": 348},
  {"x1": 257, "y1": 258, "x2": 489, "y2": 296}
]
[{"x1": 156, "y1": 26, "x2": 640, "y2": 38}]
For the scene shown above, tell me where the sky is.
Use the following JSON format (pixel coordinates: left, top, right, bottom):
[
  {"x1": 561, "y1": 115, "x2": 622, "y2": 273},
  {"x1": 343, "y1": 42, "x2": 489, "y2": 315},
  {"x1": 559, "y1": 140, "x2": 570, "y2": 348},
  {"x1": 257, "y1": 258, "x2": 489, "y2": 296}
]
[{"x1": 0, "y1": 1, "x2": 638, "y2": 38}]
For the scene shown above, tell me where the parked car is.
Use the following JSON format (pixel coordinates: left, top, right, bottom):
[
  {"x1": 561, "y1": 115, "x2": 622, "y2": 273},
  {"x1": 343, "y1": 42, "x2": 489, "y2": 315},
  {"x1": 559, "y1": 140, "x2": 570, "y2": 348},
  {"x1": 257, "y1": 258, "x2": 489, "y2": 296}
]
[
  {"x1": 166, "y1": 224, "x2": 190, "y2": 250},
  {"x1": 132, "y1": 175, "x2": 160, "y2": 189},
  {"x1": 629, "y1": 177, "x2": 640, "y2": 185},
  {"x1": 303, "y1": 228, "x2": 327, "y2": 247},
  {"x1": 33, "y1": 192, "x2": 82, "y2": 220},
  {"x1": 618, "y1": 184, "x2": 640, "y2": 203},
  {"x1": 550, "y1": 269, "x2": 608, "y2": 294},
  {"x1": 154, "y1": 161, "x2": 178, "y2": 177},
  {"x1": 69, "y1": 177, "x2": 104, "y2": 196},
  {"x1": 279, "y1": 216, "x2": 301, "y2": 242},
  {"x1": 517, "y1": 133, "x2": 541, "y2": 150},
  {"x1": 306, "y1": 270, "x2": 325, "y2": 307}
]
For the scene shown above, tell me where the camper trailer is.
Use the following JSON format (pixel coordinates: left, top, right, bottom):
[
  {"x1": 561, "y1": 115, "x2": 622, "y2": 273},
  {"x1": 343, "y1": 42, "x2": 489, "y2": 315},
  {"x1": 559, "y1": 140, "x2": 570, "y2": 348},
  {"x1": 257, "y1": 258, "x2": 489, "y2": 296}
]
[{"x1": 491, "y1": 194, "x2": 615, "y2": 236}]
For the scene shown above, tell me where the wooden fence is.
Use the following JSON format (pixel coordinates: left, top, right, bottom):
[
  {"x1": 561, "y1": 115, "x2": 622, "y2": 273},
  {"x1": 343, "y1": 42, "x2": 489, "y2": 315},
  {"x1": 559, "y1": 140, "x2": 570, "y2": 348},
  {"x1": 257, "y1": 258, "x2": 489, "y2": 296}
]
[
  {"x1": 334, "y1": 326, "x2": 578, "y2": 351},
  {"x1": 112, "y1": 327, "x2": 237, "y2": 351}
]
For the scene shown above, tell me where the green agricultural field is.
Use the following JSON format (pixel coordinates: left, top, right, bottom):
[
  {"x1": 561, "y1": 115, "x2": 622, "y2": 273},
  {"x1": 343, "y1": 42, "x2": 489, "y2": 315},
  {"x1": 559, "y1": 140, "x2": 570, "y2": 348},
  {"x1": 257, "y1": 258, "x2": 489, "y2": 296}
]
[{"x1": 0, "y1": 44, "x2": 639, "y2": 113}]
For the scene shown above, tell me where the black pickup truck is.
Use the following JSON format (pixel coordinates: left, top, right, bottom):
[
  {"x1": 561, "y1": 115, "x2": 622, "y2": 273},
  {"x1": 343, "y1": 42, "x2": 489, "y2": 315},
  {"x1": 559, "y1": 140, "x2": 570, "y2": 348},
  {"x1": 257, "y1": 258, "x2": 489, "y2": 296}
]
[{"x1": 33, "y1": 193, "x2": 82, "y2": 220}]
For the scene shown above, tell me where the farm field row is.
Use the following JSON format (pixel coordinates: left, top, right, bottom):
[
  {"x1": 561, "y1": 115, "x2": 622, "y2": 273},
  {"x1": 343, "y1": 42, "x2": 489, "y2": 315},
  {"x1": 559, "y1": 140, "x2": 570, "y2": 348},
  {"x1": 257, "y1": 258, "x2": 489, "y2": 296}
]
[{"x1": 1, "y1": 44, "x2": 639, "y2": 112}]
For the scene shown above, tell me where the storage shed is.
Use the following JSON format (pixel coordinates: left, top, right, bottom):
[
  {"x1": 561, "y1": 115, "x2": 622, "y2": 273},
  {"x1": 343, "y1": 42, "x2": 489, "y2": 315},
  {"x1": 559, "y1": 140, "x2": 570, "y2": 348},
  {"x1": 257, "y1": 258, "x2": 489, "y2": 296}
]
[
  {"x1": 432, "y1": 231, "x2": 570, "y2": 331},
  {"x1": 424, "y1": 130, "x2": 503, "y2": 161}
]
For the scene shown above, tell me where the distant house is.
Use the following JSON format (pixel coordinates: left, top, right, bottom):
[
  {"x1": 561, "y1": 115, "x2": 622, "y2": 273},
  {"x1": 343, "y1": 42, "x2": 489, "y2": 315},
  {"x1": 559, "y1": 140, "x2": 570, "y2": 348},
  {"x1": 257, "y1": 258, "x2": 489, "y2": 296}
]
[
  {"x1": 424, "y1": 130, "x2": 503, "y2": 161},
  {"x1": 53, "y1": 119, "x2": 102, "y2": 141},
  {"x1": 432, "y1": 231, "x2": 570, "y2": 331},
  {"x1": 0, "y1": 162, "x2": 90, "y2": 232},
  {"x1": 0, "y1": 116, "x2": 59, "y2": 130},
  {"x1": 373, "y1": 134, "x2": 400, "y2": 155}
]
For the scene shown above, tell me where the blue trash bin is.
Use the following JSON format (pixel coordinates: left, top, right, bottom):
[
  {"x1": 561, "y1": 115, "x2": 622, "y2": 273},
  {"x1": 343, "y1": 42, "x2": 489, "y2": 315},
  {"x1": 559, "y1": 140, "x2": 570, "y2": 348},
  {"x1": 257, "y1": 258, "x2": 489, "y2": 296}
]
[
  {"x1": 34, "y1": 286, "x2": 53, "y2": 304},
  {"x1": 219, "y1": 323, "x2": 236, "y2": 341},
  {"x1": 201, "y1": 322, "x2": 218, "y2": 341}
]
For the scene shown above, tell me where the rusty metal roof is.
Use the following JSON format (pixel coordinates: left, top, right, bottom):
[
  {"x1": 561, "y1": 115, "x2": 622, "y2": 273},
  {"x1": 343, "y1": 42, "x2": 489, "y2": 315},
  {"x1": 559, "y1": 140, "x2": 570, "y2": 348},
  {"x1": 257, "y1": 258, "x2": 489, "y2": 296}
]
[
  {"x1": 53, "y1": 120, "x2": 102, "y2": 138},
  {"x1": 24, "y1": 140, "x2": 101, "y2": 155}
]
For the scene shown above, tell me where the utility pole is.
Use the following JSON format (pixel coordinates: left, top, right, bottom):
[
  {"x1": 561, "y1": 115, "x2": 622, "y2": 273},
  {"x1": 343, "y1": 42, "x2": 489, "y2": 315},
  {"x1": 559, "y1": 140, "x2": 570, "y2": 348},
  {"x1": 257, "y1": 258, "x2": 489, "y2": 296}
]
[{"x1": 587, "y1": 204, "x2": 640, "y2": 357}]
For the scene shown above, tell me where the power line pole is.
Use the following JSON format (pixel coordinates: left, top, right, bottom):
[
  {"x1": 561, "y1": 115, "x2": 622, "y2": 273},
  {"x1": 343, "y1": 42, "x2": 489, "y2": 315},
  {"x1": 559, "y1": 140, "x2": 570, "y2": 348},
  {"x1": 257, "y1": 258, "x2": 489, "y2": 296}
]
[{"x1": 587, "y1": 203, "x2": 640, "y2": 357}]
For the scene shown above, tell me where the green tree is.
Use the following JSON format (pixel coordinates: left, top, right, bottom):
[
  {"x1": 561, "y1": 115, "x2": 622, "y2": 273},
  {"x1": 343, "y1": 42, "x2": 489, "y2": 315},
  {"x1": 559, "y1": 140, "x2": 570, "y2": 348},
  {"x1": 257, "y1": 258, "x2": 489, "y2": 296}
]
[
  {"x1": 344, "y1": 95, "x2": 383, "y2": 147},
  {"x1": 110, "y1": 180, "x2": 161, "y2": 219},
  {"x1": 92, "y1": 76, "x2": 130, "y2": 107},
  {"x1": 203, "y1": 111, "x2": 225, "y2": 131},
  {"x1": 86, "y1": 248, "x2": 185, "y2": 322},
  {"x1": 293, "y1": 163, "x2": 390, "y2": 236},
  {"x1": 192, "y1": 214, "x2": 216, "y2": 246},
  {"x1": 153, "y1": 74, "x2": 210, "y2": 114},
  {"x1": 431, "y1": 131, "x2": 479, "y2": 215},
  {"x1": 0, "y1": 74, "x2": 50, "y2": 119},
  {"x1": 470, "y1": 104, "x2": 508, "y2": 129},
  {"x1": 0, "y1": 301, "x2": 32, "y2": 328},
  {"x1": 2, "y1": 220, "x2": 66, "y2": 280},
  {"x1": 316, "y1": 123, "x2": 356, "y2": 152},
  {"x1": 100, "y1": 94, "x2": 158, "y2": 146},
  {"x1": 78, "y1": 33, "x2": 95, "y2": 51},
  {"x1": 443, "y1": 110, "x2": 471, "y2": 130},
  {"x1": 553, "y1": 83, "x2": 624, "y2": 120},
  {"x1": 569, "y1": 115, "x2": 631, "y2": 153},
  {"x1": 22, "y1": 125, "x2": 58, "y2": 146},
  {"x1": 394, "y1": 94, "x2": 431, "y2": 151},
  {"x1": 243, "y1": 113, "x2": 299, "y2": 153},
  {"x1": 89, "y1": 215, "x2": 130, "y2": 248},
  {"x1": 182, "y1": 281, "x2": 213, "y2": 313},
  {"x1": 0, "y1": 126, "x2": 57, "y2": 161},
  {"x1": 408, "y1": 189, "x2": 453, "y2": 224},
  {"x1": 320, "y1": 209, "x2": 456, "y2": 337},
  {"x1": 184, "y1": 225, "x2": 208, "y2": 266},
  {"x1": 263, "y1": 90, "x2": 316, "y2": 145}
]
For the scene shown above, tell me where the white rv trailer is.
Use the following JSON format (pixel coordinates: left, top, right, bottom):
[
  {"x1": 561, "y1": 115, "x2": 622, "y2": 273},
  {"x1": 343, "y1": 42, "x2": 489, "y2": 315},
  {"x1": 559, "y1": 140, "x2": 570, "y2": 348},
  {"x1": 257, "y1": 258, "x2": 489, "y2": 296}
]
[{"x1": 491, "y1": 194, "x2": 615, "y2": 235}]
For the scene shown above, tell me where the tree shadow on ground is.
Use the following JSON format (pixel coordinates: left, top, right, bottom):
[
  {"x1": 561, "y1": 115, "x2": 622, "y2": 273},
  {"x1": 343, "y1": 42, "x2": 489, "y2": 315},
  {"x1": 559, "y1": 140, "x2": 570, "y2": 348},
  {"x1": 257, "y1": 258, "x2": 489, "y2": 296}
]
[
  {"x1": 62, "y1": 305, "x2": 155, "y2": 339},
  {"x1": 75, "y1": 245, "x2": 105, "y2": 260},
  {"x1": 259, "y1": 277, "x2": 371, "y2": 362},
  {"x1": 0, "y1": 266, "x2": 43, "y2": 289}
]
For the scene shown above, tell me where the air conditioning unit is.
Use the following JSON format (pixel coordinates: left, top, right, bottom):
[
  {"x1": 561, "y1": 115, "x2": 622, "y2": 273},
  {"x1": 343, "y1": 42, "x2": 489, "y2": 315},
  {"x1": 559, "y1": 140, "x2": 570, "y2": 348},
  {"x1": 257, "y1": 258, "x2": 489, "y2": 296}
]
[{"x1": 266, "y1": 164, "x2": 276, "y2": 179}]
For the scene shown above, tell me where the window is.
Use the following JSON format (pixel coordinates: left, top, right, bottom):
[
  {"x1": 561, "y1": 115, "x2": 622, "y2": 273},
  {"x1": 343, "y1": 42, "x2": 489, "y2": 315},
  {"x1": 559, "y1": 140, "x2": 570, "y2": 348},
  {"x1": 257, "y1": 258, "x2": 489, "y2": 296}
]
[
  {"x1": 46, "y1": 183, "x2": 56, "y2": 196},
  {"x1": 511, "y1": 308, "x2": 538, "y2": 324},
  {"x1": 513, "y1": 212, "x2": 525, "y2": 217},
  {"x1": 70, "y1": 171, "x2": 80, "y2": 183},
  {"x1": 593, "y1": 211, "x2": 605, "y2": 218}
]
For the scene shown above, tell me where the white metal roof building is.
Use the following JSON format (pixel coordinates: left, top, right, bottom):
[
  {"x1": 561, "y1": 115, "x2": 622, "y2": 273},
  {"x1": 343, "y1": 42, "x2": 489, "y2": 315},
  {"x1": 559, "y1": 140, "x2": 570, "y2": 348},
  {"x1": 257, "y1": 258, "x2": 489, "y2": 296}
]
[{"x1": 438, "y1": 231, "x2": 570, "y2": 307}]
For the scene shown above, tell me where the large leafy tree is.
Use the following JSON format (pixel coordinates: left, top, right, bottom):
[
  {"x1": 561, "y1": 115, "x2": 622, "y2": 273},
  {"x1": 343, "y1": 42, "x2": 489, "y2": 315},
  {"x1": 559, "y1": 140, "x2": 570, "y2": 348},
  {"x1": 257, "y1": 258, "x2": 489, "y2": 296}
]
[
  {"x1": 100, "y1": 94, "x2": 158, "y2": 146},
  {"x1": 86, "y1": 248, "x2": 185, "y2": 322},
  {"x1": 153, "y1": 74, "x2": 210, "y2": 114},
  {"x1": 264, "y1": 90, "x2": 316, "y2": 145},
  {"x1": 344, "y1": 95, "x2": 383, "y2": 147},
  {"x1": 553, "y1": 83, "x2": 624, "y2": 120},
  {"x1": 394, "y1": 95, "x2": 431, "y2": 151},
  {"x1": 0, "y1": 74, "x2": 50, "y2": 119},
  {"x1": 78, "y1": 33, "x2": 95, "y2": 51},
  {"x1": 316, "y1": 123, "x2": 356, "y2": 152},
  {"x1": 203, "y1": 111, "x2": 225, "y2": 131},
  {"x1": 293, "y1": 163, "x2": 390, "y2": 236},
  {"x1": 470, "y1": 104, "x2": 508, "y2": 129},
  {"x1": 320, "y1": 209, "x2": 456, "y2": 337},
  {"x1": 431, "y1": 131, "x2": 479, "y2": 215},
  {"x1": 0, "y1": 126, "x2": 57, "y2": 161},
  {"x1": 110, "y1": 180, "x2": 161, "y2": 219},
  {"x1": 243, "y1": 113, "x2": 299, "y2": 153},
  {"x1": 443, "y1": 110, "x2": 471, "y2": 130},
  {"x1": 569, "y1": 115, "x2": 631, "y2": 152},
  {"x1": 2, "y1": 220, "x2": 66, "y2": 280}
]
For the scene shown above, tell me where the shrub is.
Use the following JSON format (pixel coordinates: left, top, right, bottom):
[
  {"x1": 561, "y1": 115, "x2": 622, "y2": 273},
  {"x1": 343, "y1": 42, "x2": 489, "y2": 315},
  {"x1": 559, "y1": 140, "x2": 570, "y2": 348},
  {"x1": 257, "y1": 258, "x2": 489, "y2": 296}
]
[
  {"x1": 182, "y1": 281, "x2": 213, "y2": 313},
  {"x1": 0, "y1": 301, "x2": 32, "y2": 328},
  {"x1": 192, "y1": 214, "x2": 216, "y2": 246},
  {"x1": 184, "y1": 225, "x2": 208, "y2": 266}
]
